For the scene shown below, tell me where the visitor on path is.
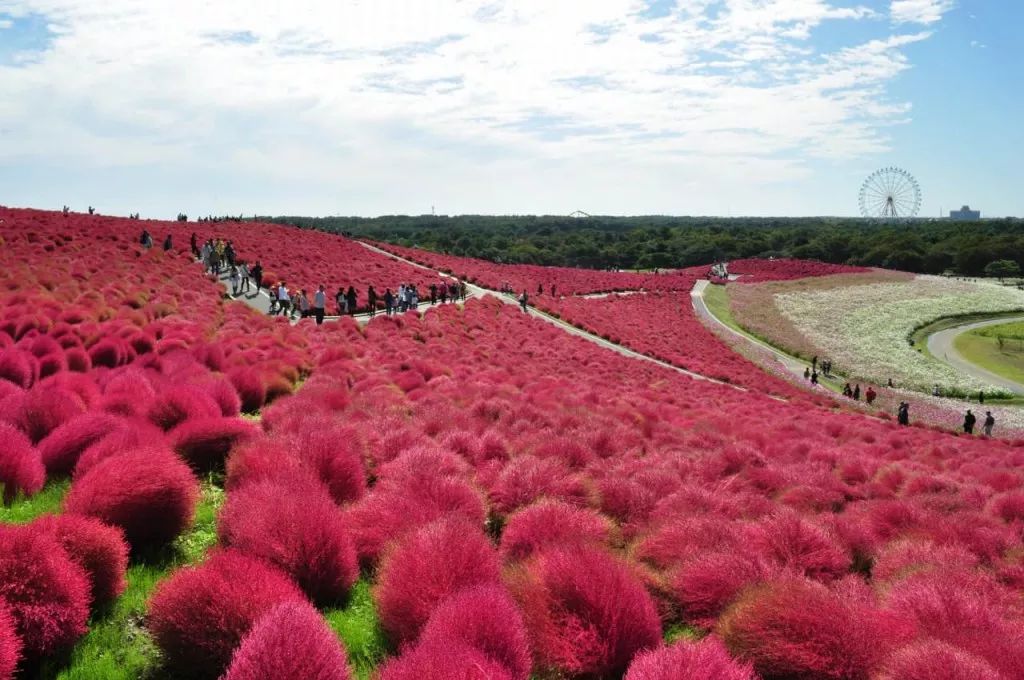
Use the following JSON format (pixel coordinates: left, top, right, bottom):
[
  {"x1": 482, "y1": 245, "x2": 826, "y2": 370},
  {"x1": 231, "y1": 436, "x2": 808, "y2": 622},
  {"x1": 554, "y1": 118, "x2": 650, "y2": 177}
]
[
  {"x1": 454, "y1": 281, "x2": 463, "y2": 301},
  {"x1": 811, "y1": 371, "x2": 818, "y2": 386},
  {"x1": 367, "y1": 286, "x2": 378, "y2": 317},
  {"x1": 410, "y1": 285, "x2": 420, "y2": 310},
  {"x1": 140, "y1": 230, "x2": 153, "y2": 249},
  {"x1": 276, "y1": 282, "x2": 291, "y2": 317},
  {"x1": 897, "y1": 402, "x2": 910, "y2": 426},
  {"x1": 346, "y1": 286, "x2": 358, "y2": 315},
  {"x1": 229, "y1": 265, "x2": 240, "y2": 296},
  {"x1": 459, "y1": 280, "x2": 467, "y2": 301},
  {"x1": 440, "y1": 283, "x2": 448, "y2": 304},
  {"x1": 964, "y1": 409, "x2": 976, "y2": 435},
  {"x1": 853, "y1": 385, "x2": 861, "y2": 401},
  {"x1": 209, "y1": 248, "x2": 221, "y2": 275},
  {"x1": 251, "y1": 262, "x2": 263, "y2": 292},
  {"x1": 336, "y1": 287, "x2": 347, "y2": 315},
  {"x1": 296, "y1": 289, "x2": 310, "y2": 320},
  {"x1": 888, "y1": 378, "x2": 894, "y2": 388},
  {"x1": 984, "y1": 411, "x2": 995, "y2": 436},
  {"x1": 843, "y1": 383, "x2": 853, "y2": 398},
  {"x1": 163, "y1": 234, "x2": 173, "y2": 251},
  {"x1": 313, "y1": 285, "x2": 327, "y2": 325},
  {"x1": 430, "y1": 284, "x2": 438, "y2": 305},
  {"x1": 519, "y1": 290, "x2": 529, "y2": 312},
  {"x1": 812, "y1": 356, "x2": 818, "y2": 372},
  {"x1": 804, "y1": 367, "x2": 810, "y2": 380},
  {"x1": 238, "y1": 262, "x2": 251, "y2": 294},
  {"x1": 224, "y1": 241, "x2": 236, "y2": 267},
  {"x1": 268, "y1": 286, "x2": 279, "y2": 315},
  {"x1": 933, "y1": 384, "x2": 941, "y2": 397},
  {"x1": 384, "y1": 288, "x2": 395, "y2": 316},
  {"x1": 865, "y1": 387, "x2": 877, "y2": 405},
  {"x1": 398, "y1": 284, "x2": 407, "y2": 313},
  {"x1": 190, "y1": 232, "x2": 198, "y2": 257},
  {"x1": 979, "y1": 390, "x2": 986, "y2": 404}
]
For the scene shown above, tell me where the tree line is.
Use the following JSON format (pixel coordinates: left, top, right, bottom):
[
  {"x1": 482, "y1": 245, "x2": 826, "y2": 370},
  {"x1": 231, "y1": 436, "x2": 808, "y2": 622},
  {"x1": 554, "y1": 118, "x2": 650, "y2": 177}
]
[{"x1": 258, "y1": 214, "x2": 1024, "y2": 277}]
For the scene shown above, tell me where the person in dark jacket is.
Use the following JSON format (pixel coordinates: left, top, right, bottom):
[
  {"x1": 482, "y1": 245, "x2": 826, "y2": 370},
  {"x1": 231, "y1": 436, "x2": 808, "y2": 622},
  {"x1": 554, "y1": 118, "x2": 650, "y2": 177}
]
[
  {"x1": 963, "y1": 410, "x2": 976, "y2": 435},
  {"x1": 384, "y1": 288, "x2": 395, "y2": 316},
  {"x1": 190, "y1": 232, "x2": 199, "y2": 257},
  {"x1": 897, "y1": 402, "x2": 910, "y2": 426},
  {"x1": 346, "y1": 286, "x2": 358, "y2": 315},
  {"x1": 984, "y1": 411, "x2": 995, "y2": 436},
  {"x1": 163, "y1": 234, "x2": 173, "y2": 251},
  {"x1": 367, "y1": 286, "x2": 378, "y2": 317},
  {"x1": 251, "y1": 262, "x2": 263, "y2": 292}
]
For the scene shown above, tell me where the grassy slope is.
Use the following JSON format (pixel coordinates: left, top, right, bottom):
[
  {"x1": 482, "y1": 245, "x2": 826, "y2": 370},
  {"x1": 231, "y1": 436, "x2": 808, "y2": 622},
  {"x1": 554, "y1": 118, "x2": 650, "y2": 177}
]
[
  {"x1": 910, "y1": 311, "x2": 1024, "y2": 355},
  {"x1": 954, "y1": 331, "x2": 1024, "y2": 386}
]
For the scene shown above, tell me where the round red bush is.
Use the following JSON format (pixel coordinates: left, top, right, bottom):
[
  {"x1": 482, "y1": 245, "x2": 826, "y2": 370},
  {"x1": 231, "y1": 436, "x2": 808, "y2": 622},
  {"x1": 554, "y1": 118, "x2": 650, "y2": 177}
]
[
  {"x1": 64, "y1": 447, "x2": 199, "y2": 552},
  {"x1": 218, "y1": 479, "x2": 358, "y2": 606},
  {"x1": 718, "y1": 577, "x2": 905, "y2": 680},
  {"x1": 223, "y1": 600, "x2": 352, "y2": 680},
  {"x1": 375, "y1": 517, "x2": 501, "y2": 646},
  {"x1": 0, "y1": 525, "x2": 90, "y2": 659},
  {"x1": 33, "y1": 514, "x2": 128, "y2": 607},
  {"x1": 377, "y1": 640, "x2": 516, "y2": 680},
  {"x1": 416, "y1": 585, "x2": 532, "y2": 680},
  {"x1": 228, "y1": 368, "x2": 266, "y2": 414},
  {"x1": 10, "y1": 386, "x2": 87, "y2": 444},
  {"x1": 625, "y1": 637, "x2": 755, "y2": 680},
  {"x1": 500, "y1": 500, "x2": 612, "y2": 562},
  {"x1": 73, "y1": 421, "x2": 166, "y2": 478},
  {"x1": 744, "y1": 511, "x2": 850, "y2": 581},
  {"x1": 0, "y1": 423, "x2": 44, "y2": 504},
  {"x1": 38, "y1": 412, "x2": 123, "y2": 476},
  {"x1": 171, "y1": 417, "x2": 259, "y2": 472},
  {"x1": 510, "y1": 546, "x2": 661, "y2": 678},
  {"x1": 875, "y1": 639, "x2": 1004, "y2": 680},
  {"x1": 293, "y1": 426, "x2": 367, "y2": 506},
  {"x1": 0, "y1": 599, "x2": 21, "y2": 680},
  {"x1": 147, "y1": 385, "x2": 222, "y2": 431},
  {"x1": 147, "y1": 549, "x2": 307, "y2": 680}
]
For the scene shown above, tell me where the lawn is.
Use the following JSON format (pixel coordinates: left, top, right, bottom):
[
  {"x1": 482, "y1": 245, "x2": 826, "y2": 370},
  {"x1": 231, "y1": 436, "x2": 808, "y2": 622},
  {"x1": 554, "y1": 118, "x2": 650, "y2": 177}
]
[{"x1": 955, "y1": 323, "x2": 1024, "y2": 386}]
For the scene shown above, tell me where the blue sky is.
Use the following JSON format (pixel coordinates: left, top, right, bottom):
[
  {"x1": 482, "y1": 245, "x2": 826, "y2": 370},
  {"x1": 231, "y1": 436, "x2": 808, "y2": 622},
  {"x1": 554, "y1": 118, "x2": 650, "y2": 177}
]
[{"x1": 0, "y1": 0, "x2": 1020, "y2": 218}]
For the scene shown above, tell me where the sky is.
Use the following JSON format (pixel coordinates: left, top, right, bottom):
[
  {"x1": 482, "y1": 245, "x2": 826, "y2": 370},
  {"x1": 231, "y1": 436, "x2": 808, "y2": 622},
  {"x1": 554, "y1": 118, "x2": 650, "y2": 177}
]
[{"x1": 0, "y1": 0, "x2": 1020, "y2": 218}]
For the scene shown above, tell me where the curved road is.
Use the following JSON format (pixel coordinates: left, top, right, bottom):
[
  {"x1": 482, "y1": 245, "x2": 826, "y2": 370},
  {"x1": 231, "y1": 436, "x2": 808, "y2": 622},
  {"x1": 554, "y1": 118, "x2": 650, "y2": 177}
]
[{"x1": 926, "y1": 316, "x2": 1024, "y2": 395}]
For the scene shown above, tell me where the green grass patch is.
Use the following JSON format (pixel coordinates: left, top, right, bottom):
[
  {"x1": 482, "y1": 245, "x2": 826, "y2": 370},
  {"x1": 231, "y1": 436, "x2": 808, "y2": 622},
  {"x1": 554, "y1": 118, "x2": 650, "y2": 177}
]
[
  {"x1": 974, "y1": 320, "x2": 1024, "y2": 341},
  {"x1": 954, "y1": 331, "x2": 1024, "y2": 387},
  {"x1": 664, "y1": 623, "x2": 703, "y2": 644},
  {"x1": 324, "y1": 580, "x2": 388, "y2": 680},
  {"x1": 909, "y1": 311, "x2": 1024, "y2": 354},
  {"x1": 0, "y1": 478, "x2": 70, "y2": 524},
  {"x1": 702, "y1": 284, "x2": 744, "y2": 334}
]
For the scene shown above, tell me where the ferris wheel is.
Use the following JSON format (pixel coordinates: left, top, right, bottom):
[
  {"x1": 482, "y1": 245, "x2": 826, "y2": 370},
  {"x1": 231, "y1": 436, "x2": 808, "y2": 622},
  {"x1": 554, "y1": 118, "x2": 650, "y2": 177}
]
[{"x1": 858, "y1": 167, "x2": 921, "y2": 219}]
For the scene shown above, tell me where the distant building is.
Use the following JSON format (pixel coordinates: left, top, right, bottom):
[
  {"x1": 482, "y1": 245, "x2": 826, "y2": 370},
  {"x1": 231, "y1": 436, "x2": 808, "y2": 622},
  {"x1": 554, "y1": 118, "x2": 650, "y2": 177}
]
[{"x1": 950, "y1": 205, "x2": 981, "y2": 220}]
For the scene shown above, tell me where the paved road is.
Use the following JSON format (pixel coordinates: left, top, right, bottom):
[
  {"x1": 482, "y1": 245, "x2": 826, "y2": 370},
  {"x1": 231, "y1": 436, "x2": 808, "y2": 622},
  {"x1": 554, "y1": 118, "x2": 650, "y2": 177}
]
[{"x1": 926, "y1": 316, "x2": 1024, "y2": 395}]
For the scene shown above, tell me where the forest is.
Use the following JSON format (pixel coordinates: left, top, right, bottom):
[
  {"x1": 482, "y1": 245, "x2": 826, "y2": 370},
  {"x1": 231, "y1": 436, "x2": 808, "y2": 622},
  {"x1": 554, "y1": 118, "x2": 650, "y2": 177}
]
[{"x1": 261, "y1": 214, "x2": 1024, "y2": 276}]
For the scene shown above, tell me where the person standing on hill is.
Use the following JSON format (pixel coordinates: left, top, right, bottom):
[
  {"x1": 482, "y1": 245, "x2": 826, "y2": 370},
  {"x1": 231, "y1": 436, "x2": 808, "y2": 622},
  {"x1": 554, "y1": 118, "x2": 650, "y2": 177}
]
[
  {"x1": 163, "y1": 234, "x2": 173, "y2": 251},
  {"x1": 335, "y1": 287, "x2": 346, "y2": 315},
  {"x1": 865, "y1": 387, "x2": 877, "y2": 405},
  {"x1": 141, "y1": 230, "x2": 153, "y2": 249},
  {"x1": 430, "y1": 283, "x2": 438, "y2": 305},
  {"x1": 346, "y1": 286, "x2": 358, "y2": 315},
  {"x1": 460, "y1": 280, "x2": 467, "y2": 301},
  {"x1": 984, "y1": 411, "x2": 995, "y2": 436},
  {"x1": 897, "y1": 402, "x2": 910, "y2": 426},
  {"x1": 440, "y1": 283, "x2": 448, "y2": 304},
  {"x1": 804, "y1": 367, "x2": 810, "y2": 380},
  {"x1": 313, "y1": 285, "x2": 326, "y2": 325},
  {"x1": 276, "y1": 282, "x2": 291, "y2": 317},
  {"x1": 853, "y1": 385, "x2": 861, "y2": 401},
  {"x1": 251, "y1": 261, "x2": 263, "y2": 291},
  {"x1": 367, "y1": 286, "x2": 378, "y2": 317},
  {"x1": 812, "y1": 356, "x2": 818, "y2": 373},
  {"x1": 384, "y1": 288, "x2": 395, "y2": 316},
  {"x1": 190, "y1": 232, "x2": 198, "y2": 257},
  {"x1": 979, "y1": 390, "x2": 986, "y2": 404},
  {"x1": 519, "y1": 290, "x2": 528, "y2": 312},
  {"x1": 963, "y1": 409, "x2": 976, "y2": 435}
]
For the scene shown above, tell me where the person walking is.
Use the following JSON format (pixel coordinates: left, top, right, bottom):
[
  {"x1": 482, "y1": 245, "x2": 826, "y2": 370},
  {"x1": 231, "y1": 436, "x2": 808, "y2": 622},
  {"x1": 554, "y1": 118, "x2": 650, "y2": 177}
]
[
  {"x1": 865, "y1": 387, "x2": 877, "y2": 405},
  {"x1": 367, "y1": 286, "x2": 378, "y2": 317},
  {"x1": 979, "y1": 390, "x2": 986, "y2": 404},
  {"x1": 251, "y1": 261, "x2": 263, "y2": 292},
  {"x1": 313, "y1": 285, "x2": 327, "y2": 325},
  {"x1": 163, "y1": 234, "x2": 173, "y2": 251},
  {"x1": 963, "y1": 409, "x2": 976, "y2": 435},
  {"x1": 984, "y1": 411, "x2": 995, "y2": 436},
  {"x1": 811, "y1": 371, "x2": 818, "y2": 386},
  {"x1": 346, "y1": 286, "x2": 358, "y2": 315},
  {"x1": 853, "y1": 384, "x2": 861, "y2": 401},
  {"x1": 209, "y1": 248, "x2": 221, "y2": 275},
  {"x1": 238, "y1": 262, "x2": 251, "y2": 294},
  {"x1": 384, "y1": 288, "x2": 395, "y2": 316},
  {"x1": 843, "y1": 383, "x2": 852, "y2": 398},
  {"x1": 190, "y1": 232, "x2": 198, "y2": 257},
  {"x1": 459, "y1": 280, "x2": 467, "y2": 301},
  {"x1": 440, "y1": 283, "x2": 448, "y2": 304},
  {"x1": 398, "y1": 284, "x2": 407, "y2": 313},
  {"x1": 519, "y1": 290, "x2": 528, "y2": 312},
  {"x1": 450, "y1": 281, "x2": 459, "y2": 302},
  {"x1": 430, "y1": 283, "x2": 438, "y2": 305},
  {"x1": 276, "y1": 282, "x2": 291, "y2": 317},
  {"x1": 897, "y1": 402, "x2": 910, "y2": 426},
  {"x1": 812, "y1": 356, "x2": 818, "y2": 373},
  {"x1": 804, "y1": 367, "x2": 810, "y2": 380},
  {"x1": 335, "y1": 287, "x2": 346, "y2": 315},
  {"x1": 268, "y1": 285, "x2": 279, "y2": 315},
  {"x1": 229, "y1": 265, "x2": 240, "y2": 296}
]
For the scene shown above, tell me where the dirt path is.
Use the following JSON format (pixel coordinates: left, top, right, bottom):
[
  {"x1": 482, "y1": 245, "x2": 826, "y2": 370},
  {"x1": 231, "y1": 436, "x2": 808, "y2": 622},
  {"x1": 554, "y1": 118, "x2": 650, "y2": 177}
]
[{"x1": 926, "y1": 316, "x2": 1024, "y2": 395}]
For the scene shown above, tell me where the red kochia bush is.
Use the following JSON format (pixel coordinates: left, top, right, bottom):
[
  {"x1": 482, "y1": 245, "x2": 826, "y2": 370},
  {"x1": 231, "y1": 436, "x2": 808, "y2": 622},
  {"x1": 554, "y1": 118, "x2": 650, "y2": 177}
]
[
  {"x1": 377, "y1": 641, "x2": 517, "y2": 680},
  {"x1": 293, "y1": 426, "x2": 367, "y2": 506},
  {"x1": 0, "y1": 599, "x2": 21, "y2": 680},
  {"x1": 33, "y1": 514, "x2": 129, "y2": 607},
  {"x1": 228, "y1": 367, "x2": 266, "y2": 414},
  {"x1": 64, "y1": 448, "x2": 199, "y2": 552},
  {"x1": 8, "y1": 386, "x2": 87, "y2": 444},
  {"x1": 510, "y1": 546, "x2": 661, "y2": 678},
  {"x1": 217, "y1": 479, "x2": 358, "y2": 606},
  {"x1": 0, "y1": 423, "x2": 44, "y2": 504},
  {"x1": 0, "y1": 525, "x2": 90, "y2": 659},
  {"x1": 414, "y1": 585, "x2": 532, "y2": 679},
  {"x1": 744, "y1": 511, "x2": 850, "y2": 581},
  {"x1": 171, "y1": 417, "x2": 259, "y2": 472},
  {"x1": 718, "y1": 577, "x2": 903, "y2": 680},
  {"x1": 223, "y1": 601, "x2": 352, "y2": 680},
  {"x1": 148, "y1": 550, "x2": 308, "y2": 680},
  {"x1": 375, "y1": 518, "x2": 502, "y2": 646},
  {"x1": 147, "y1": 385, "x2": 222, "y2": 431},
  {"x1": 38, "y1": 412, "x2": 122, "y2": 476},
  {"x1": 500, "y1": 500, "x2": 613, "y2": 562},
  {"x1": 875, "y1": 639, "x2": 1005, "y2": 680},
  {"x1": 625, "y1": 637, "x2": 755, "y2": 680}
]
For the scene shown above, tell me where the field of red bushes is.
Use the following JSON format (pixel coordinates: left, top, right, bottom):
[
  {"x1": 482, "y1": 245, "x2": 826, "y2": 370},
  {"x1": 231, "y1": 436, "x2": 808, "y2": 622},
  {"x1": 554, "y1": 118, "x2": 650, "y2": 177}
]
[{"x1": 2, "y1": 208, "x2": 1024, "y2": 679}]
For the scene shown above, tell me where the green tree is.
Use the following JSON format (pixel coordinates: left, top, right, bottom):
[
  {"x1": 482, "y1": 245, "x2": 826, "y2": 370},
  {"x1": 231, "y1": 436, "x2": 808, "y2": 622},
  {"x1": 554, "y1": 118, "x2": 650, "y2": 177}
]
[{"x1": 984, "y1": 259, "x2": 1021, "y2": 279}]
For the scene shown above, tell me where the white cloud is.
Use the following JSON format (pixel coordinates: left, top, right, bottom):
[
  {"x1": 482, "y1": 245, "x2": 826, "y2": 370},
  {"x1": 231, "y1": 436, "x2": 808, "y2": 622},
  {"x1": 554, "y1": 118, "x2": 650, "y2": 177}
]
[
  {"x1": 0, "y1": 0, "x2": 953, "y2": 215},
  {"x1": 890, "y1": 0, "x2": 955, "y2": 25},
  {"x1": 0, "y1": 18, "x2": 13, "y2": 29}
]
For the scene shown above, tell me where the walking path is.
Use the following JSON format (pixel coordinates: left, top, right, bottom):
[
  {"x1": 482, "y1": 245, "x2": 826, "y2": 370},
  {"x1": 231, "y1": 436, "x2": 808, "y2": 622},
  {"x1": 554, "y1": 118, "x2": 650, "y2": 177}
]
[{"x1": 926, "y1": 316, "x2": 1024, "y2": 395}]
